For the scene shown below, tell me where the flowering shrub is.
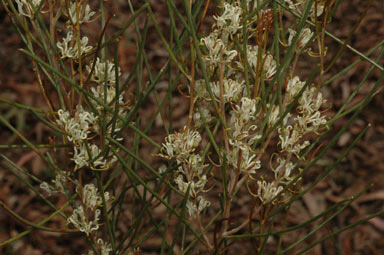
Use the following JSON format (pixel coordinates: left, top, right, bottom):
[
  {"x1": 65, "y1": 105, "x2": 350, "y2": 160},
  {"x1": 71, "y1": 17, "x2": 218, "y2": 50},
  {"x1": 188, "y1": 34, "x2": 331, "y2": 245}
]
[{"x1": 1, "y1": 0, "x2": 383, "y2": 254}]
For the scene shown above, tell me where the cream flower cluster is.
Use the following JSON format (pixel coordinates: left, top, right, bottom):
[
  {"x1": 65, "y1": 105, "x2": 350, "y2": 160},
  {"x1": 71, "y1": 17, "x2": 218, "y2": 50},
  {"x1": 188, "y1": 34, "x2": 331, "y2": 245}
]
[
  {"x1": 191, "y1": 0, "x2": 327, "y2": 206},
  {"x1": 57, "y1": 31, "x2": 93, "y2": 59},
  {"x1": 87, "y1": 58, "x2": 127, "y2": 136},
  {"x1": 54, "y1": 3, "x2": 127, "y2": 171},
  {"x1": 259, "y1": 77, "x2": 327, "y2": 203},
  {"x1": 68, "y1": 184, "x2": 110, "y2": 236},
  {"x1": 66, "y1": 2, "x2": 95, "y2": 25},
  {"x1": 160, "y1": 127, "x2": 210, "y2": 217},
  {"x1": 228, "y1": 98, "x2": 262, "y2": 174},
  {"x1": 56, "y1": 106, "x2": 117, "y2": 170},
  {"x1": 197, "y1": 1, "x2": 273, "y2": 201},
  {"x1": 278, "y1": 77, "x2": 327, "y2": 157}
]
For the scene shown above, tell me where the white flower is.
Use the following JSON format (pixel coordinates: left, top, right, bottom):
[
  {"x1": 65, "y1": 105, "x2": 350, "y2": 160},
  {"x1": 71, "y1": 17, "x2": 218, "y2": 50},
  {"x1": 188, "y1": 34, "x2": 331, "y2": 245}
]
[
  {"x1": 278, "y1": 125, "x2": 310, "y2": 155},
  {"x1": 160, "y1": 127, "x2": 202, "y2": 163},
  {"x1": 83, "y1": 239, "x2": 112, "y2": 255},
  {"x1": 298, "y1": 87, "x2": 326, "y2": 114},
  {"x1": 273, "y1": 157, "x2": 295, "y2": 182},
  {"x1": 214, "y1": 2, "x2": 243, "y2": 34},
  {"x1": 90, "y1": 84, "x2": 125, "y2": 111},
  {"x1": 287, "y1": 76, "x2": 306, "y2": 100},
  {"x1": 201, "y1": 30, "x2": 237, "y2": 66},
  {"x1": 56, "y1": 31, "x2": 93, "y2": 59},
  {"x1": 158, "y1": 165, "x2": 167, "y2": 174},
  {"x1": 285, "y1": 0, "x2": 324, "y2": 19},
  {"x1": 67, "y1": 206, "x2": 100, "y2": 236},
  {"x1": 66, "y1": 2, "x2": 95, "y2": 25},
  {"x1": 243, "y1": 45, "x2": 276, "y2": 80},
  {"x1": 39, "y1": 173, "x2": 67, "y2": 196},
  {"x1": 82, "y1": 184, "x2": 110, "y2": 210},
  {"x1": 263, "y1": 52, "x2": 277, "y2": 80},
  {"x1": 193, "y1": 79, "x2": 210, "y2": 99},
  {"x1": 174, "y1": 173, "x2": 207, "y2": 197},
  {"x1": 235, "y1": 97, "x2": 257, "y2": 124},
  {"x1": 87, "y1": 58, "x2": 121, "y2": 85},
  {"x1": 268, "y1": 105, "x2": 280, "y2": 127},
  {"x1": 257, "y1": 180, "x2": 284, "y2": 204},
  {"x1": 52, "y1": 173, "x2": 67, "y2": 194},
  {"x1": 97, "y1": 239, "x2": 113, "y2": 255},
  {"x1": 288, "y1": 28, "x2": 314, "y2": 52},
  {"x1": 73, "y1": 143, "x2": 116, "y2": 170},
  {"x1": 295, "y1": 110, "x2": 327, "y2": 133},
  {"x1": 228, "y1": 140, "x2": 261, "y2": 174},
  {"x1": 40, "y1": 182, "x2": 56, "y2": 196},
  {"x1": 56, "y1": 106, "x2": 97, "y2": 144},
  {"x1": 193, "y1": 108, "x2": 212, "y2": 128},
  {"x1": 185, "y1": 196, "x2": 210, "y2": 218},
  {"x1": 211, "y1": 79, "x2": 245, "y2": 103},
  {"x1": 197, "y1": 196, "x2": 211, "y2": 212},
  {"x1": 73, "y1": 143, "x2": 89, "y2": 169},
  {"x1": 175, "y1": 175, "x2": 189, "y2": 194},
  {"x1": 89, "y1": 83, "x2": 126, "y2": 140},
  {"x1": 15, "y1": 0, "x2": 42, "y2": 18},
  {"x1": 186, "y1": 200, "x2": 197, "y2": 217},
  {"x1": 187, "y1": 154, "x2": 207, "y2": 176}
]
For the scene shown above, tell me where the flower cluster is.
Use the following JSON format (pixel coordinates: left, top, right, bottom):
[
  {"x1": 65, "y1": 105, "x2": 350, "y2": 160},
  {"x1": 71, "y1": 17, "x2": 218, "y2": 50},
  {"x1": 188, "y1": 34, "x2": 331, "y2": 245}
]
[
  {"x1": 227, "y1": 97, "x2": 262, "y2": 174},
  {"x1": 57, "y1": 31, "x2": 93, "y2": 59},
  {"x1": 159, "y1": 127, "x2": 210, "y2": 217},
  {"x1": 68, "y1": 184, "x2": 110, "y2": 236},
  {"x1": 56, "y1": 106, "x2": 117, "y2": 170},
  {"x1": 15, "y1": 1, "x2": 128, "y2": 254},
  {"x1": 53, "y1": 3, "x2": 128, "y2": 171},
  {"x1": 278, "y1": 77, "x2": 327, "y2": 157},
  {"x1": 40, "y1": 172, "x2": 68, "y2": 196},
  {"x1": 66, "y1": 2, "x2": 95, "y2": 25},
  {"x1": 190, "y1": 0, "x2": 328, "y2": 207}
]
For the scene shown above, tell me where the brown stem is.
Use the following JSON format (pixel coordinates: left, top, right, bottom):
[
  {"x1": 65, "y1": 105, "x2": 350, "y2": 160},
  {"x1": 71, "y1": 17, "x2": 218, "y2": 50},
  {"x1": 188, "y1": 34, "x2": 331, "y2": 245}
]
[{"x1": 196, "y1": 210, "x2": 214, "y2": 250}]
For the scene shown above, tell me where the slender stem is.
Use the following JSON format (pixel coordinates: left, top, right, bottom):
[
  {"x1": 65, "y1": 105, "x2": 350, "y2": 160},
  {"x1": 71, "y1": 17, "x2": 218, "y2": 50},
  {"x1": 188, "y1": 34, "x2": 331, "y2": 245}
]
[{"x1": 0, "y1": 201, "x2": 77, "y2": 233}]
